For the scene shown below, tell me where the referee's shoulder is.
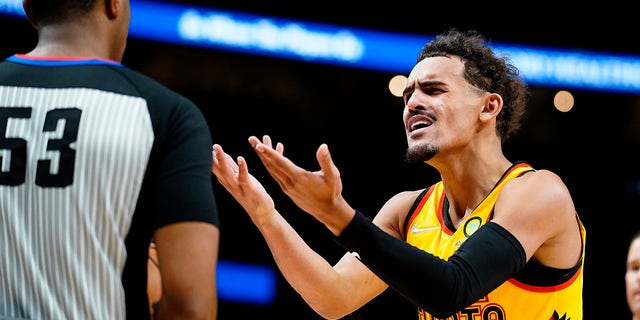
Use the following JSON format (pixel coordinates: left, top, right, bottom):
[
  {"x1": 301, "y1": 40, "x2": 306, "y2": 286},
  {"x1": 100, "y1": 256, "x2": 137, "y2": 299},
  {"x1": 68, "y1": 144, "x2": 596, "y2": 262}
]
[{"x1": 114, "y1": 65, "x2": 194, "y2": 104}]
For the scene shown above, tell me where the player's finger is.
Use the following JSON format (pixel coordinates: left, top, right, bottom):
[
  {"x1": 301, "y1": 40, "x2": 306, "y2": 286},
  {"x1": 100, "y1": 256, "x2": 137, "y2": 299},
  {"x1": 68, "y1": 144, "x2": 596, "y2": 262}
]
[
  {"x1": 236, "y1": 156, "x2": 251, "y2": 185},
  {"x1": 211, "y1": 145, "x2": 235, "y2": 174},
  {"x1": 262, "y1": 135, "x2": 273, "y2": 148},
  {"x1": 251, "y1": 138, "x2": 301, "y2": 186},
  {"x1": 316, "y1": 144, "x2": 340, "y2": 184}
]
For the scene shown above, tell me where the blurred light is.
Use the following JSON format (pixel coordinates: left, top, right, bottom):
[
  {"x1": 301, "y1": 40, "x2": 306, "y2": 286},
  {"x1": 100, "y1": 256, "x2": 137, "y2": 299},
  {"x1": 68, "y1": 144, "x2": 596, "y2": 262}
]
[
  {"x1": 1, "y1": 0, "x2": 639, "y2": 94},
  {"x1": 0, "y1": 0, "x2": 22, "y2": 17},
  {"x1": 388, "y1": 74, "x2": 407, "y2": 97},
  {"x1": 217, "y1": 260, "x2": 277, "y2": 305},
  {"x1": 553, "y1": 90, "x2": 575, "y2": 112}
]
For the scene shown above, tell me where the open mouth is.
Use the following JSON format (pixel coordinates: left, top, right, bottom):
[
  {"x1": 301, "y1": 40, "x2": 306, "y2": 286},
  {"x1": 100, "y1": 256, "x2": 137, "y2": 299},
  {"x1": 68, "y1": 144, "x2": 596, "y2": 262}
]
[{"x1": 407, "y1": 115, "x2": 434, "y2": 133}]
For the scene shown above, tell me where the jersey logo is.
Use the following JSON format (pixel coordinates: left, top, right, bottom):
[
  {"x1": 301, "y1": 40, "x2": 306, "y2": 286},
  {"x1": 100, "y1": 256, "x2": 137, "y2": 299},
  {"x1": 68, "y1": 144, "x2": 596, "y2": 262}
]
[
  {"x1": 463, "y1": 216, "x2": 483, "y2": 237},
  {"x1": 411, "y1": 224, "x2": 440, "y2": 234}
]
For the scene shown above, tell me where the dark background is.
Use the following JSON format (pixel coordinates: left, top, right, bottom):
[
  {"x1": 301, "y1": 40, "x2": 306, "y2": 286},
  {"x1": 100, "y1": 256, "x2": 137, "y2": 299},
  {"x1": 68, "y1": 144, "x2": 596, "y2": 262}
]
[{"x1": 2, "y1": 1, "x2": 639, "y2": 318}]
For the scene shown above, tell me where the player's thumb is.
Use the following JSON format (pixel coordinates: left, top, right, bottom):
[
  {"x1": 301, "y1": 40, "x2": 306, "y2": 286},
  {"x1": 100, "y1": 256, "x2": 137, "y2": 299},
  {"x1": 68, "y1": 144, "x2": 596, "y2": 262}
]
[{"x1": 316, "y1": 144, "x2": 340, "y2": 181}]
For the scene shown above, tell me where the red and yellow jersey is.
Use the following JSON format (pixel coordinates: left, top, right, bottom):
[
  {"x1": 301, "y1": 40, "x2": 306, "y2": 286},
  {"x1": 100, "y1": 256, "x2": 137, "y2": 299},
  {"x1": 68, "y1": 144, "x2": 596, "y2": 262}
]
[{"x1": 404, "y1": 162, "x2": 585, "y2": 320}]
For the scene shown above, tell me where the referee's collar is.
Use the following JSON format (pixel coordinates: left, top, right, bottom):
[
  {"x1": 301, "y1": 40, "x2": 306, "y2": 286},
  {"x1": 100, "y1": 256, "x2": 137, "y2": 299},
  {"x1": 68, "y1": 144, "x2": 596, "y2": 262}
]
[{"x1": 8, "y1": 54, "x2": 123, "y2": 67}]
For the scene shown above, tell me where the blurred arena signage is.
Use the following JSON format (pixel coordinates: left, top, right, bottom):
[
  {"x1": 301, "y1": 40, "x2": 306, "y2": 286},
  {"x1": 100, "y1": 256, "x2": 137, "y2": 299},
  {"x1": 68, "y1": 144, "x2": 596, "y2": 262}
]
[{"x1": 1, "y1": 0, "x2": 639, "y2": 94}]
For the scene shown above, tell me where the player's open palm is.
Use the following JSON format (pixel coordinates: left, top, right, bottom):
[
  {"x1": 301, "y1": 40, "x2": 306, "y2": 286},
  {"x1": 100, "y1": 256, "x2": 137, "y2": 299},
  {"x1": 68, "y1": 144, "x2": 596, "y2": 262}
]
[
  {"x1": 249, "y1": 135, "x2": 354, "y2": 235},
  {"x1": 211, "y1": 144, "x2": 276, "y2": 223}
]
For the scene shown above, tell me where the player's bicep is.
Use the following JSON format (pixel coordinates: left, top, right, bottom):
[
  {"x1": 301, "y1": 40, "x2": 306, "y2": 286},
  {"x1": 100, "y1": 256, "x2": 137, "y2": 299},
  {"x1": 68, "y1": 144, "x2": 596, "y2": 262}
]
[{"x1": 493, "y1": 170, "x2": 575, "y2": 262}]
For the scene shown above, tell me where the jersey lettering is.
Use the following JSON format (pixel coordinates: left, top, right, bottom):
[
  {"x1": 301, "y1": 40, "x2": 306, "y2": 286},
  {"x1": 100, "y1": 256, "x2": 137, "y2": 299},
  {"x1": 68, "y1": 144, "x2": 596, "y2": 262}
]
[{"x1": 418, "y1": 304, "x2": 505, "y2": 320}]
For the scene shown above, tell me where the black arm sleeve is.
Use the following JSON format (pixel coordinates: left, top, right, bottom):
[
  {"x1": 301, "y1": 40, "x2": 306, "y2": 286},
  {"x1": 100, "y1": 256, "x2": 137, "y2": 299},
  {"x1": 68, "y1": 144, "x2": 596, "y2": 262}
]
[{"x1": 335, "y1": 211, "x2": 526, "y2": 318}]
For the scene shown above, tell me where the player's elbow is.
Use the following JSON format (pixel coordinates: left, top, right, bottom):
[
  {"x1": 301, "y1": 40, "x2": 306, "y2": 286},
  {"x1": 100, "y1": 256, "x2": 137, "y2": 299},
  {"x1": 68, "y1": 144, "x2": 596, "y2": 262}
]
[{"x1": 305, "y1": 294, "x2": 361, "y2": 320}]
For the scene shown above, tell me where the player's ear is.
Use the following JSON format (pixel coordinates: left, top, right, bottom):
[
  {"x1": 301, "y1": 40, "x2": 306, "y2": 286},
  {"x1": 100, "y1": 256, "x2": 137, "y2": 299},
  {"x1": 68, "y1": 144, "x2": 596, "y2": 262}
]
[{"x1": 479, "y1": 92, "x2": 503, "y2": 121}]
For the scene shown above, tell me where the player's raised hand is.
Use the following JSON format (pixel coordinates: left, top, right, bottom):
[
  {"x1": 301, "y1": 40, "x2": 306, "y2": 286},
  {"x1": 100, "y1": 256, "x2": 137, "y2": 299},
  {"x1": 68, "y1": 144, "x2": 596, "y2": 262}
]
[
  {"x1": 249, "y1": 135, "x2": 355, "y2": 235},
  {"x1": 211, "y1": 143, "x2": 276, "y2": 222}
]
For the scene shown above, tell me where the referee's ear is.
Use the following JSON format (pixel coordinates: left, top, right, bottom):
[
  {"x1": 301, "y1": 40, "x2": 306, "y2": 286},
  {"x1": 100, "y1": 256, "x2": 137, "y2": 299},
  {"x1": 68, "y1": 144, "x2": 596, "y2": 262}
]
[
  {"x1": 22, "y1": 0, "x2": 36, "y2": 27},
  {"x1": 104, "y1": 0, "x2": 120, "y2": 20}
]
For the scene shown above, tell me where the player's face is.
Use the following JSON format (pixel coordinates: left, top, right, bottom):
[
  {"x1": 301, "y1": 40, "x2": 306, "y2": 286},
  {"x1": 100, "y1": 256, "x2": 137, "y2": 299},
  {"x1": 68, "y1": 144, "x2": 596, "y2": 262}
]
[
  {"x1": 402, "y1": 56, "x2": 487, "y2": 164},
  {"x1": 626, "y1": 237, "x2": 640, "y2": 316}
]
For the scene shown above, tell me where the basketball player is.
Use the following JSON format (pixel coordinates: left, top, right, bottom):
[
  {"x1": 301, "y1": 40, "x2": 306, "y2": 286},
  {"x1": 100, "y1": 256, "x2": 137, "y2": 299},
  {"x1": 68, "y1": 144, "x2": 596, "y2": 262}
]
[
  {"x1": 212, "y1": 29, "x2": 585, "y2": 319},
  {"x1": 627, "y1": 231, "x2": 640, "y2": 319},
  {"x1": 0, "y1": 0, "x2": 220, "y2": 319}
]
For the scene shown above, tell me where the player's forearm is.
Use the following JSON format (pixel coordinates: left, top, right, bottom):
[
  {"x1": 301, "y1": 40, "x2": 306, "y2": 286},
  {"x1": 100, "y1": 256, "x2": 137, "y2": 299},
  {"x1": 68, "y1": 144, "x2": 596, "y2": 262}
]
[
  {"x1": 303, "y1": 197, "x2": 357, "y2": 237},
  {"x1": 256, "y1": 210, "x2": 359, "y2": 318}
]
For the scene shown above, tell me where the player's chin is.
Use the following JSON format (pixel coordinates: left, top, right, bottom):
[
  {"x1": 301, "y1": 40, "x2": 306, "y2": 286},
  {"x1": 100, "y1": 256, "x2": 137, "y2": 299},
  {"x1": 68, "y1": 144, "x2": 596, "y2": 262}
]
[{"x1": 405, "y1": 142, "x2": 437, "y2": 164}]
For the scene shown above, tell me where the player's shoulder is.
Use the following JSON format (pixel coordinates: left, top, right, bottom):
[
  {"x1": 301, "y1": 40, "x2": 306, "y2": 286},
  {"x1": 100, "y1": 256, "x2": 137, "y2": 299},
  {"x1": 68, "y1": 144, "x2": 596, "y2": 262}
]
[
  {"x1": 512, "y1": 168, "x2": 568, "y2": 190},
  {"x1": 380, "y1": 188, "x2": 429, "y2": 215},
  {"x1": 374, "y1": 188, "x2": 429, "y2": 236},
  {"x1": 501, "y1": 168, "x2": 574, "y2": 210},
  {"x1": 390, "y1": 188, "x2": 427, "y2": 203}
]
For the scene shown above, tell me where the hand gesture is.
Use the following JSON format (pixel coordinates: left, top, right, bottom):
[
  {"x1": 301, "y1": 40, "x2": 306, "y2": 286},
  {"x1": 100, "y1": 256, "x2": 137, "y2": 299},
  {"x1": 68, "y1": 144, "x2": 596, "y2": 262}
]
[
  {"x1": 249, "y1": 135, "x2": 355, "y2": 235},
  {"x1": 211, "y1": 142, "x2": 281, "y2": 223}
]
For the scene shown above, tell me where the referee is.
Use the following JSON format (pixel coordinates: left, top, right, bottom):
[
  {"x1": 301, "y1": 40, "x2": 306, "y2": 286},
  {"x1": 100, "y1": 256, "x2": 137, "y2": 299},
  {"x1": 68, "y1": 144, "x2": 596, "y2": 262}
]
[{"x1": 0, "y1": 1, "x2": 220, "y2": 319}]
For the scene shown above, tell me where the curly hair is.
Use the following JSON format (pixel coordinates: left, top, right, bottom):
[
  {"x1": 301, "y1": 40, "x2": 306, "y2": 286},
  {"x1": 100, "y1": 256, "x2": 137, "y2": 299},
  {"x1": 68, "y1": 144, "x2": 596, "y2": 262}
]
[
  {"x1": 417, "y1": 29, "x2": 529, "y2": 142},
  {"x1": 26, "y1": 0, "x2": 99, "y2": 26}
]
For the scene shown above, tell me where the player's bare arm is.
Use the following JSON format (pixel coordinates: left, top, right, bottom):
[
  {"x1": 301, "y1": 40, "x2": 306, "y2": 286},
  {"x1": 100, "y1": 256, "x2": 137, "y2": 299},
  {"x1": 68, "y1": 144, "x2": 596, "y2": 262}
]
[{"x1": 492, "y1": 169, "x2": 582, "y2": 269}]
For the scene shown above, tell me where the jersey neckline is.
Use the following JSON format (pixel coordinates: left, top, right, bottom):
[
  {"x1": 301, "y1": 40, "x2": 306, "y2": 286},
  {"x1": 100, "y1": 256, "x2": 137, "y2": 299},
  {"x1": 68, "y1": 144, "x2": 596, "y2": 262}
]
[{"x1": 8, "y1": 54, "x2": 122, "y2": 67}]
